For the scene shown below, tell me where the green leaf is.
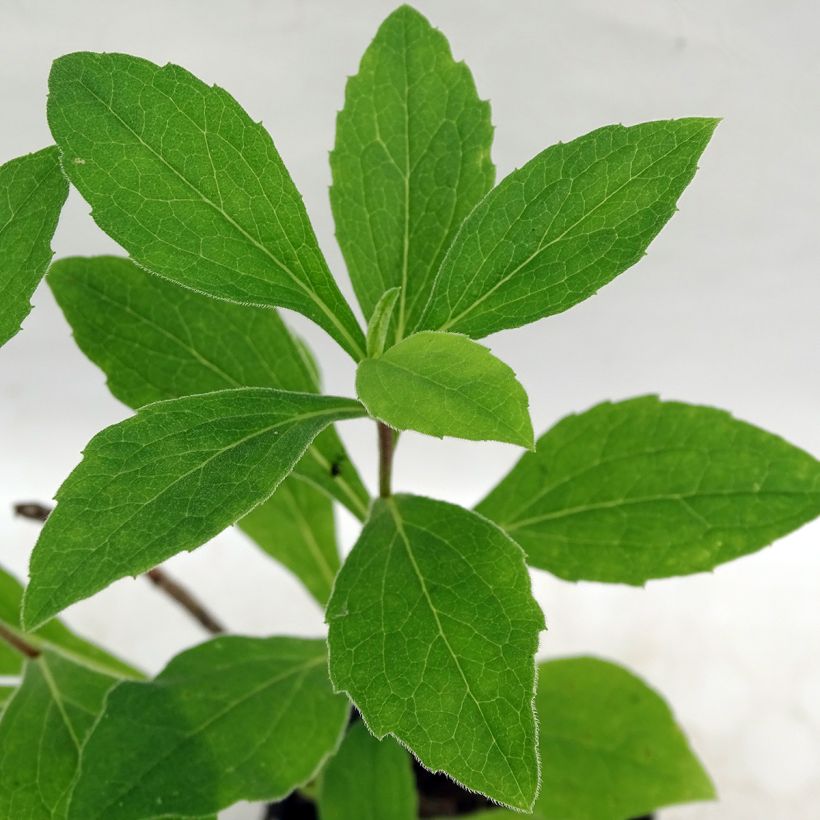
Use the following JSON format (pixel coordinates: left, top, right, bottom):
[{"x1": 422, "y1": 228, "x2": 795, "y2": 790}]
[
  {"x1": 326, "y1": 494, "x2": 544, "y2": 810},
  {"x1": 67, "y1": 636, "x2": 349, "y2": 819},
  {"x1": 0, "y1": 147, "x2": 68, "y2": 346},
  {"x1": 48, "y1": 256, "x2": 370, "y2": 520},
  {"x1": 356, "y1": 331, "x2": 533, "y2": 448},
  {"x1": 23, "y1": 389, "x2": 365, "y2": 629},
  {"x1": 239, "y1": 476, "x2": 339, "y2": 605},
  {"x1": 331, "y1": 4, "x2": 494, "y2": 341},
  {"x1": 477, "y1": 396, "x2": 820, "y2": 584},
  {"x1": 47, "y1": 52, "x2": 366, "y2": 360},
  {"x1": 366, "y1": 286, "x2": 401, "y2": 358},
  {"x1": 467, "y1": 657, "x2": 714, "y2": 820},
  {"x1": 317, "y1": 721, "x2": 417, "y2": 820},
  {"x1": 418, "y1": 118, "x2": 719, "y2": 338}
]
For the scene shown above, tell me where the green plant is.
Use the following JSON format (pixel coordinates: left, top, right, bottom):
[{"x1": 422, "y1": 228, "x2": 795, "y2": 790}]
[{"x1": 1, "y1": 4, "x2": 818, "y2": 818}]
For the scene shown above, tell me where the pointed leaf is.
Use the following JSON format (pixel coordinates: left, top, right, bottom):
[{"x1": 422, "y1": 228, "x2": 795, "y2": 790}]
[
  {"x1": 327, "y1": 494, "x2": 545, "y2": 810},
  {"x1": 0, "y1": 147, "x2": 68, "y2": 346},
  {"x1": 477, "y1": 396, "x2": 820, "y2": 583},
  {"x1": 356, "y1": 331, "x2": 533, "y2": 447},
  {"x1": 47, "y1": 52, "x2": 366, "y2": 359},
  {"x1": 366, "y1": 286, "x2": 401, "y2": 358},
  {"x1": 331, "y1": 4, "x2": 494, "y2": 340},
  {"x1": 419, "y1": 119, "x2": 719, "y2": 337},
  {"x1": 24, "y1": 389, "x2": 365, "y2": 628}
]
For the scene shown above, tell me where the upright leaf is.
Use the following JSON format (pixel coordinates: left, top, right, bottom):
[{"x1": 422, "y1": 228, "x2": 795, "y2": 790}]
[
  {"x1": 327, "y1": 494, "x2": 544, "y2": 810},
  {"x1": 68, "y1": 636, "x2": 349, "y2": 819},
  {"x1": 48, "y1": 256, "x2": 369, "y2": 520},
  {"x1": 356, "y1": 331, "x2": 533, "y2": 447},
  {"x1": 418, "y1": 119, "x2": 719, "y2": 338},
  {"x1": 0, "y1": 147, "x2": 68, "y2": 346},
  {"x1": 317, "y1": 721, "x2": 417, "y2": 820},
  {"x1": 331, "y1": 4, "x2": 494, "y2": 340},
  {"x1": 24, "y1": 389, "x2": 365, "y2": 629},
  {"x1": 366, "y1": 286, "x2": 401, "y2": 358},
  {"x1": 477, "y1": 396, "x2": 820, "y2": 583},
  {"x1": 47, "y1": 53, "x2": 366, "y2": 359}
]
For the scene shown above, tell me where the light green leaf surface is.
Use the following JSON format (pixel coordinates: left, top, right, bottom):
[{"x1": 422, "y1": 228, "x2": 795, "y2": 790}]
[
  {"x1": 317, "y1": 720, "x2": 417, "y2": 820},
  {"x1": 0, "y1": 147, "x2": 68, "y2": 346},
  {"x1": 477, "y1": 396, "x2": 820, "y2": 584},
  {"x1": 326, "y1": 494, "x2": 544, "y2": 810},
  {"x1": 24, "y1": 389, "x2": 365, "y2": 629},
  {"x1": 356, "y1": 331, "x2": 533, "y2": 447},
  {"x1": 239, "y1": 476, "x2": 338, "y2": 605},
  {"x1": 418, "y1": 118, "x2": 718, "y2": 338},
  {"x1": 47, "y1": 52, "x2": 366, "y2": 359},
  {"x1": 67, "y1": 636, "x2": 349, "y2": 819},
  {"x1": 366, "y1": 286, "x2": 401, "y2": 358},
  {"x1": 331, "y1": 4, "x2": 494, "y2": 341},
  {"x1": 466, "y1": 657, "x2": 714, "y2": 820},
  {"x1": 48, "y1": 256, "x2": 369, "y2": 520}
]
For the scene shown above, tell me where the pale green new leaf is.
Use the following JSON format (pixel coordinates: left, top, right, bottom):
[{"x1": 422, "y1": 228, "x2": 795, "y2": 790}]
[
  {"x1": 47, "y1": 52, "x2": 366, "y2": 359},
  {"x1": 477, "y1": 396, "x2": 820, "y2": 583},
  {"x1": 366, "y1": 286, "x2": 401, "y2": 358},
  {"x1": 317, "y1": 721, "x2": 417, "y2": 820},
  {"x1": 331, "y1": 4, "x2": 494, "y2": 340},
  {"x1": 48, "y1": 256, "x2": 369, "y2": 520},
  {"x1": 67, "y1": 636, "x2": 349, "y2": 819},
  {"x1": 466, "y1": 657, "x2": 714, "y2": 820},
  {"x1": 356, "y1": 331, "x2": 533, "y2": 447},
  {"x1": 326, "y1": 494, "x2": 544, "y2": 810},
  {"x1": 418, "y1": 119, "x2": 719, "y2": 338},
  {"x1": 23, "y1": 389, "x2": 365, "y2": 629},
  {"x1": 0, "y1": 147, "x2": 68, "y2": 346}
]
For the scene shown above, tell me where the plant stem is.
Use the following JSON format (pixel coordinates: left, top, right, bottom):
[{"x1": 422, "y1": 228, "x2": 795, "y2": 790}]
[
  {"x1": 377, "y1": 422, "x2": 395, "y2": 498},
  {"x1": 0, "y1": 622, "x2": 39, "y2": 659},
  {"x1": 13, "y1": 501, "x2": 225, "y2": 635}
]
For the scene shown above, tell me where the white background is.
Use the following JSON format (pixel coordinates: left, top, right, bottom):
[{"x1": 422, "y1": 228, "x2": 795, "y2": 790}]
[{"x1": 1, "y1": 1, "x2": 818, "y2": 817}]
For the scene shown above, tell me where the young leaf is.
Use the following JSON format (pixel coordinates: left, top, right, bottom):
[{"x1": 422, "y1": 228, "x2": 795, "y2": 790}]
[
  {"x1": 317, "y1": 721, "x2": 417, "y2": 820},
  {"x1": 356, "y1": 331, "x2": 533, "y2": 447},
  {"x1": 23, "y1": 389, "x2": 365, "y2": 629},
  {"x1": 326, "y1": 494, "x2": 544, "y2": 811},
  {"x1": 238, "y1": 476, "x2": 339, "y2": 605},
  {"x1": 418, "y1": 118, "x2": 719, "y2": 338},
  {"x1": 331, "y1": 4, "x2": 494, "y2": 340},
  {"x1": 0, "y1": 147, "x2": 68, "y2": 346},
  {"x1": 47, "y1": 53, "x2": 366, "y2": 360},
  {"x1": 366, "y1": 286, "x2": 401, "y2": 358},
  {"x1": 67, "y1": 636, "x2": 349, "y2": 819},
  {"x1": 477, "y1": 396, "x2": 820, "y2": 584},
  {"x1": 48, "y1": 256, "x2": 369, "y2": 520}
]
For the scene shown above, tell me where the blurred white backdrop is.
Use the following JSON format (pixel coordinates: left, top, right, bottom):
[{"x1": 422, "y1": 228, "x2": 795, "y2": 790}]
[{"x1": 1, "y1": 1, "x2": 818, "y2": 817}]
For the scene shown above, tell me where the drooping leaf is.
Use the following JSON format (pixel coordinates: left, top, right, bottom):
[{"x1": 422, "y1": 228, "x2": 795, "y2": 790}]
[
  {"x1": 317, "y1": 720, "x2": 417, "y2": 820},
  {"x1": 356, "y1": 331, "x2": 533, "y2": 448},
  {"x1": 47, "y1": 52, "x2": 366, "y2": 359},
  {"x1": 418, "y1": 118, "x2": 719, "y2": 338},
  {"x1": 48, "y1": 256, "x2": 369, "y2": 520},
  {"x1": 0, "y1": 147, "x2": 68, "y2": 346},
  {"x1": 477, "y1": 396, "x2": 820, "y2": 583},
  {"x1": 331, "y1": 4, "x2": 494, "y2": 341},
  {"x1": 327, "y1": 494, "x2": 544, "y2": 810},
  {"x1": 465, "y1": 657, "x2": 714, "y2": 820},
  {"x1": 366, "y1": 287, "x2": 401, "y2": 358},
  {"x1": 239, "y1": 476, "x2": 339, "y2": 605},
  {"x1": 67, "y1": 636, "x2": 349, "y2": 819},
  {"x1": 23, "y1": 389, "x2": 365, "y2": 629}
]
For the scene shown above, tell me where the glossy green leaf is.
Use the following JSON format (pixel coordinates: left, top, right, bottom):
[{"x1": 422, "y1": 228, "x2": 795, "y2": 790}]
[
  {"x1": 68, "y1": 636, "x2": 349, "y2": 819},
  {"x1": 327, "y1": 494, "x2": 544, "y2": 810},
  {"x1": 0, "y1": 147, "x2": 68, "y2": 346},
  {"x1": 48, "y1": 256, "x2": 369, "y2": 520},
  {"x1": 24, "y1": 389, "x2": 365, "y2": 629},
  {"x1": 418, "y1": 118, "x2": 719, "y2": 338},
  {"x1": 331, "y1": 4, "x2": 494, "y2": 341},
  {"x1": 239, "y1": 476, "x2": 338, "y2": 605},
  {"x1": 47, "y1": 52, "x2": 366, "y2": 359},
  {"x1": 317, "y1": 720, "x2": 417, "y2": 820},
  {"x1": 477, "y1": 396, "x2": 820, "y2": 583},
  {"x1": 469, "y1": 657, "x2": 714, "y2": 820},
  {"x1": 366, "y1": 287, "x2": 401, "y2": 358},
  {"x1": 356, "y1": 331, "x2": 533, "y2": 447}
]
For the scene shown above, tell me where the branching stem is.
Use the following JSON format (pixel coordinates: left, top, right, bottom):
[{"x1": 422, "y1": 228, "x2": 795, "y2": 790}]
[{"x1": 0, "y1": 622, "x2": 39, "y2": 659}]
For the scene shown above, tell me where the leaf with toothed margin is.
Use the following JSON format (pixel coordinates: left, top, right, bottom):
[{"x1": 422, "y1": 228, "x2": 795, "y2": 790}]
[{"x1": 326, "y1": 494, "x2": 545, "y2": 811}]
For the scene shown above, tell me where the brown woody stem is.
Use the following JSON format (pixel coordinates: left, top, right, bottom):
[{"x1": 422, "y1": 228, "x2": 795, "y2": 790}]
[{"x1": 377, "y1": 423, "x2": 396, "y2": 498}]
